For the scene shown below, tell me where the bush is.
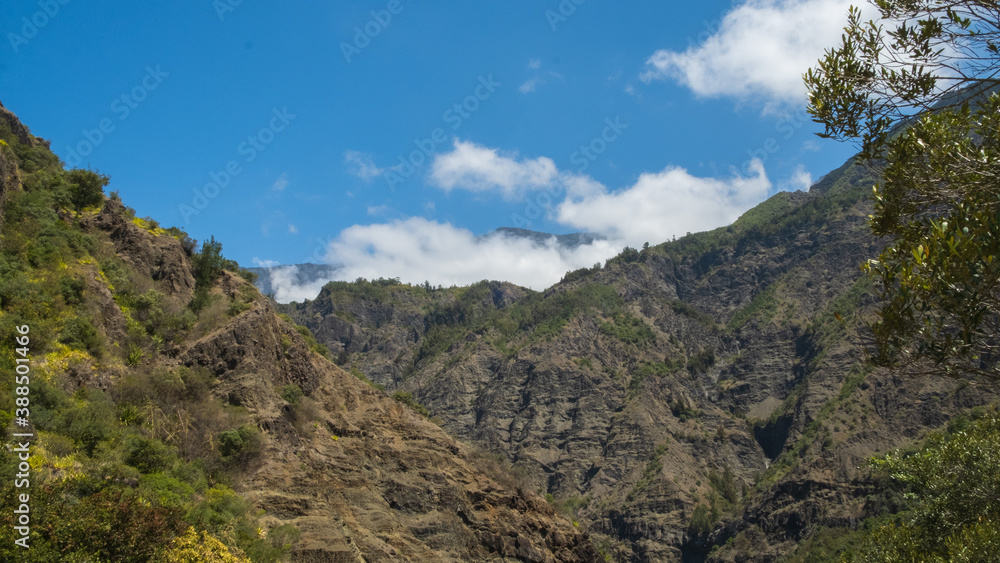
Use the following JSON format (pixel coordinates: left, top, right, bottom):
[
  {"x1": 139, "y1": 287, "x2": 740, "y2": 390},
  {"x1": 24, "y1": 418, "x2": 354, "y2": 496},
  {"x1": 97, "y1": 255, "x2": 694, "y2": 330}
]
[
  {"x1": 850, "y1": 412, "x2": 1000, "y2": 561},
  {"x1": 59, "y1": 275, "x2": 86, "y2": 305},
  {"x1": 217, "y1": 424, "x2": 262, "y2": 461},
  {"x1": 162, "y1": 526, "x2": 251, "y2": 563},
  {"x1": 687, "y1": 348, "x2": 716, "y2": 375},
  {"x1": 281, "y1": 384, "x2": 303, "y2": 406},
  {"x1": 66, "y1": 168, "x2": 109, "y2": 210},
  {"x1": 191, "y1": 236, "x2": 238, "y2": 290},
  {"x1": 124, "y1": 434, "x2": 172, "y2": 474},
  {"x1": 689, "y1": 504, "x2": 714, "y2": 535},
  {"x1": 59, "y1": 316, "x2": 102, "y2": 356}
]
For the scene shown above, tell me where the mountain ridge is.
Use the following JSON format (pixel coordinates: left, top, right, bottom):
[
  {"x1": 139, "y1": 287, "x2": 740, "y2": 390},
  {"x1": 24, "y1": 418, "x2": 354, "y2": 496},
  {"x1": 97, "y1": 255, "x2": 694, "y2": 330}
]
[
  {"x1": 282, "y1": 154, "x2": 996, "y2": 560},
  {"x1": 0, "y1": 103, "x2": 604, "y2": 562}
]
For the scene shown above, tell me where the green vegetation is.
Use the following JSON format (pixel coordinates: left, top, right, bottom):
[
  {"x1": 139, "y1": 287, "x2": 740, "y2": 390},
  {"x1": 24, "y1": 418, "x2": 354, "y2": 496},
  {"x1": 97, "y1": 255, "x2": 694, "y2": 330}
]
[
  {"x1": 599, "y1": 312, "x2": 655, "y2": 347},
  {"x1": 727, "y1": 284, "x2": 778, "y2": 331},
  {"x1": 0, "y1": 126, "x2": 296, "y2": 561},
  {"x1": 686, "y1": 347, "x2": 716, "y2": 375},
  {"x1": 281, "y1": 384, "x2": 304, "y2": 406},
  {"x1": 669, "y1": 300, "x2": 717, "y2": 330},
  {"x1": 392, "y1": 391, "x2": 431, "y2": 418},
  {"x1": 627, "y1": 442, "x2": 669, "y2": 502},
  {"x1": 845, "y1": 410, "x2": 1000, "y2": 561},
  {"x1": 807, "y1": 0, "x2": 1000, "y2": 380},
  {"x1": 276, "y1": 314, "x2": 330, "y2": 359},
  {"x1": 627, "y1": 360, "x2": 681, "y2": 399}
]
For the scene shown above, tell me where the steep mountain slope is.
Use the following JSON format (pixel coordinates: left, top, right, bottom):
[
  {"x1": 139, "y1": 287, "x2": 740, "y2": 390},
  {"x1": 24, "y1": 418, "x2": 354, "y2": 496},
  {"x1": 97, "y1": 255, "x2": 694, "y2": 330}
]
[
  {"x1": 0, "y1": 104, "x2": 601, "y2": 561},
  {"x1": 285, "y1": 161, "x2": 997, "y2": 561}
]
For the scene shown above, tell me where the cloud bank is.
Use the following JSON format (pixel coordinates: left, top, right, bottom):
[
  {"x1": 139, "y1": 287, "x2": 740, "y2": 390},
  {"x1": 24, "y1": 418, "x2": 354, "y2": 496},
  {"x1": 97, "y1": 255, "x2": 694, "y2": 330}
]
[
  {"x1": 324, "y1": 218, "x2": 618, "y2": 290},
  {"x1": 268, "y1": 138, "x2": 795, "y2": 302}
]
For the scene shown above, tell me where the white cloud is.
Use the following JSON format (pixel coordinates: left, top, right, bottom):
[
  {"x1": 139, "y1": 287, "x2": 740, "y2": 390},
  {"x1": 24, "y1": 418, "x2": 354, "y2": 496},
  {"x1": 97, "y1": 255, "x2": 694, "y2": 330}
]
[
  {"x1": 267, "y1": 265, "x2": 338, "y2": 304},
  {"x1": 252, "y1": 258, "x2": 279, "y2": 268},
  {"x1": 556, "y1": 161, "x2": 772, "y2": 244},
  {"x1": 780, "y1": 165, "x2": 812, "y2": 192},
  {"x1": 345, "y1": 150, "x2": 385, "y2": 182},
  {"x1": 367, "y1": 205, "x2": 390, "y2": 216},
  {"x1": 430, "y1": 140, "x2": 559, "y2": 200},
  {"x1": 640, "y1": 0, "x2": 857, "y2": 107},
  {"x1": 272, "y1": 173, "x2": 289, "y2": 191},
  {"x1": 288, "y1": 224, "x2": 298, "y2": 234},
  {"x1": 528, "y1": 58, "x2": 542, "y2": 70},
  {"x1": 300, "y1": 140, "x2": 784, "y2": 295},
  {"x1": 322, "y1": 218, "x2": 618, "y2": 290}
]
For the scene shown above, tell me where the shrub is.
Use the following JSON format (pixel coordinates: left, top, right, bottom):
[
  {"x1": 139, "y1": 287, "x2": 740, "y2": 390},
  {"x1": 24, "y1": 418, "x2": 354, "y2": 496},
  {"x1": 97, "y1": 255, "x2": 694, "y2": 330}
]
[
  {"x1": 191, "y1": 236, "x2": 238, "y2": 290},
  {"x1": 50, "y1": 487, "x2": 185, "y2": 560},
  {"x1": 59, "y1": 316, "x2": 102, "y2": 356},
  {"x1": 65, "y1": 169, "x2": 109, "y2": 210},
  {"x1": 59, "y1": 275, "x2": 86, "y2": 304},
  {"x1": 281, "y1": 384, "x2": 303, "y2": 406},
  {"x1": 687, "y1": 348, "x2": 716, "y2": 375},
  {"x1": 217, "y1": 424, "x2": 262, "y2": 461},
  {"x1": 688, "y1": 504, "x2": 714, "y2": 535},
  {"x1": 162, "y1": 527, "x2": 251, "y2": 563},
  {"x1": 124, "y1": 434, "x2": 172, "y2": 474}
]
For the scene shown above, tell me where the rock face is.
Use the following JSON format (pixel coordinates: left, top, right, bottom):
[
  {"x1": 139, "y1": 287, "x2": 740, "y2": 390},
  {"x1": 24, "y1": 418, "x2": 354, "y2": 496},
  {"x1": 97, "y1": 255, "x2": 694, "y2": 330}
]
[
  {"x1": 89, "y1": 208, "x2": 601, "y2": 561},
  {"x1": 87, "y1": 199, "x2": 197, "y2": 302},
  {"x1": 285, "y1": 163, "x2": 996, "y2": 561},
  {"x1": 180, "y1": 302, "x2": 601, "y2": 562},
  {"x1": 0, "y1": 99, "x2": 43, "y2": 148}
]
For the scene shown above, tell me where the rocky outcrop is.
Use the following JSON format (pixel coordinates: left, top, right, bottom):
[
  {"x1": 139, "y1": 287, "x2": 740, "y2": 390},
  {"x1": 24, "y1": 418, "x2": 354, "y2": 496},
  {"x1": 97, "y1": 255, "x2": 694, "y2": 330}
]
[
  {"x1": 180, "y1": 300, "x2": 602, "y2": 562},
  {"x1": 0, "y1": 99, "x2": 42, "y2": 148},
  {"x1": 87, "y1": 198, "x2": 197, "y2": 301}
]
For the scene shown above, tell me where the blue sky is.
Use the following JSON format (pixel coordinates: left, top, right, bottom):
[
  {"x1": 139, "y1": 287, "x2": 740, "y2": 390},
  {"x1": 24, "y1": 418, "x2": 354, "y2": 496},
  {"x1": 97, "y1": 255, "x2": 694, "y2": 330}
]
[{"x1": 1, "y1": 0, "x2": 861, "y2": 299}]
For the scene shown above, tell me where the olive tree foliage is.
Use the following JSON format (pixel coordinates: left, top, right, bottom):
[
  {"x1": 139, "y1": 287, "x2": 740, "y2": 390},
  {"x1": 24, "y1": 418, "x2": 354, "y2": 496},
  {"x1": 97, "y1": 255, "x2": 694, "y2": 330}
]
[
  {"x1": 806, "y1": 1, "x2": 1000, "y2": 160},
  {"x1": 846, "y1": 411, "x2": 1000, "y2": 561},
  {"x1": 806, "y1": 1, "x2": 1000, "y2": 378}
]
